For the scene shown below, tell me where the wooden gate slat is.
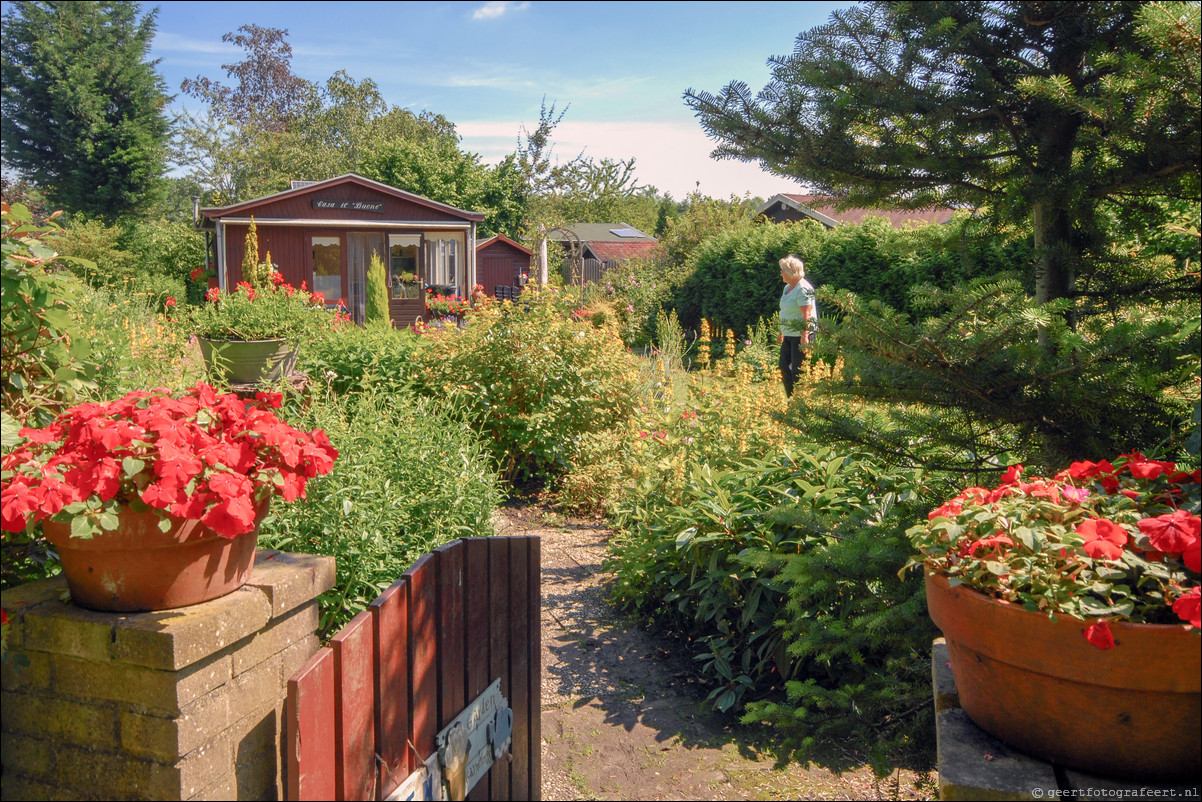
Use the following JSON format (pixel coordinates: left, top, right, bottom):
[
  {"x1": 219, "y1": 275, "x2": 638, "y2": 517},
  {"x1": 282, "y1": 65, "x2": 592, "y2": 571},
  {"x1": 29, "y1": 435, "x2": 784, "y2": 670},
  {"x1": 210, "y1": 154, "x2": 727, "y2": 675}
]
[
  {"x1": 464, "y1": 538, "x2": 491, "y2": 802},
  {"x1": 289, "y1": 534, "x2": 541, "y2": 802},
  {"x1": 370, "y1": 578, "x2": 410, "y2": 798},
  {"x1": 405, "y1": 553, "x2": 438, "y2": 762},
  {"x1": 287, "y1": 646, "x2": 336, "y2": 802},
  {"x1": 333, "y1": 610, "x2": 376, "y2": 801},
  {"x1": 488, "y1": 537, "x2": 512, "y2": 801},
  {"x1": 527, "y1": 536, "x2": 542, "y2": 801},
  {"x1": 509, "y1": 537, "x2": 532, "y2": 799},
  {"x1": 435, "y1": 540, "x2": 466, "y2": 730}
]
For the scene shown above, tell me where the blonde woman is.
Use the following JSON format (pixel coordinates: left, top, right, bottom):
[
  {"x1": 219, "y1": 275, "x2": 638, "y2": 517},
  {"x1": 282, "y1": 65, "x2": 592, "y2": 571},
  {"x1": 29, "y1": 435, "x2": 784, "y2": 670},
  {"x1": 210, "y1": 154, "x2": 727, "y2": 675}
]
[{"x1": 777, "y1": 255, "x2": 817, "y2": 398}]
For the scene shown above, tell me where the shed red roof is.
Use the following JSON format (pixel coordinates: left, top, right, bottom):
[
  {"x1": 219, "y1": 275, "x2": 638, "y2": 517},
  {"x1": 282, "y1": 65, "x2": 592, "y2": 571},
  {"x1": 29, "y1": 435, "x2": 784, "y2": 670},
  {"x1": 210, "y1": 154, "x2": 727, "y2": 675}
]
[
  {"x1": 587, "y1": 241, "x2": 660, "y2": 262},
  {"x1": 476, "y1": 234, "x2": 532, "y2": 255}
]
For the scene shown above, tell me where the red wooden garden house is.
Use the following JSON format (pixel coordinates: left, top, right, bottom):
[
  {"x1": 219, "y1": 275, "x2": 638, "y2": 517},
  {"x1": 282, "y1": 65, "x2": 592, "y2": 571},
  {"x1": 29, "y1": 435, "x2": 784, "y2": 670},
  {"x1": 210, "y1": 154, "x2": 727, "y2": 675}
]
[
  {"x1": 475, "y1": 234, "x2": 533, "y2": 298},
  {"x1": 197, "y1": 174, "x2": 485, "y2": 327}
]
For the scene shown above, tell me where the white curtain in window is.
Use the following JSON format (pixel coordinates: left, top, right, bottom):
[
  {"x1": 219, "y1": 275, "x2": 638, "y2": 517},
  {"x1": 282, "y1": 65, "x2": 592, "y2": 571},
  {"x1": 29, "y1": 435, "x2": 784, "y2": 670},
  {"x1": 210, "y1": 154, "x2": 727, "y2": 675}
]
[{"x1": 425, "y1": 233, "x2": 463, "y2": 292}]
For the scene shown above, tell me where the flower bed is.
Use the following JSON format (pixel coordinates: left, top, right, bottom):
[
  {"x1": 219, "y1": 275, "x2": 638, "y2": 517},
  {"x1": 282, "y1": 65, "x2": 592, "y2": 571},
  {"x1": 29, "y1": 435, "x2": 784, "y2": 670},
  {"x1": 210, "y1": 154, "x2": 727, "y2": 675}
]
[
  {"x1": 1, "y1": 384, "x2": 338, "y2": 539},
  {"x1": 908, "y1": 454, "x2": 1201, "y2": 641},
  {"x1": 190, "y1": 272, "x2": 347, "y2": 341}
]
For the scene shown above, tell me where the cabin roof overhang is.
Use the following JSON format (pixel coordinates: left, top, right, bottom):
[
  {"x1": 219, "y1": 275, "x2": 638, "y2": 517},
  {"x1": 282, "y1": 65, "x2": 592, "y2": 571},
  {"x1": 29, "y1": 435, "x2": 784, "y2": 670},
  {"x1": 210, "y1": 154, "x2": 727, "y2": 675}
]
[{"x1": 197, "y1": 173, "x2": 486, "y2": 227}]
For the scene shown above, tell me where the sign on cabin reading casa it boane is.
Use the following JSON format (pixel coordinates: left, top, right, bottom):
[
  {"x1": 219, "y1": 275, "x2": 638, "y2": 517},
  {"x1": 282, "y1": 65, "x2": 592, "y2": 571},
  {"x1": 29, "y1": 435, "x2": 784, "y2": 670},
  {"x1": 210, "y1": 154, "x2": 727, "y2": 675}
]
[{"x1": 311, "y1": 198, "x2": 385, "y2": 212}]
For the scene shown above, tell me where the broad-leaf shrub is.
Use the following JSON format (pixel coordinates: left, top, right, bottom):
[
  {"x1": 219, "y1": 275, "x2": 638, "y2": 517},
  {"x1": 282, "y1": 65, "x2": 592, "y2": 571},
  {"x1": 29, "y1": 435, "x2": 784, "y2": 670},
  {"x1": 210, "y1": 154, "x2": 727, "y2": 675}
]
[
  {"x1": 1, "y1": 203, "x2": 97, "y2": 426},
  {"x1": 608, "y1": 448, "x2": 922, "y2": 710},
  {"x1": 300, "y1": 324, "x2": 421, "y2": 397},
  {"x1": 258, "y1": 389, "x2": 501, "y2": 636},
  {"x1": 406, "y1": 288, "x2": 642, "y2": 484},
  {"x1": 73, "y1": 285, "x2": 205, "y2": 397}
]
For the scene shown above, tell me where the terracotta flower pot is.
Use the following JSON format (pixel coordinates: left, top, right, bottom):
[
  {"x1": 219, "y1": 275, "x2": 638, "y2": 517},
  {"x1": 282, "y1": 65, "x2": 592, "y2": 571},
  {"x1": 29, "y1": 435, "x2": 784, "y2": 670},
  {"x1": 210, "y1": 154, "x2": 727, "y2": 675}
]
[
  {"x1": 42, "y1": 503, "x2": 266, "y2": 612},
  {"x1": 198, "y1": 337, "x2": 299, "y2": 384},
  {"x1": 925, "y1": 571, "x2": 1200, "y2": 780}
]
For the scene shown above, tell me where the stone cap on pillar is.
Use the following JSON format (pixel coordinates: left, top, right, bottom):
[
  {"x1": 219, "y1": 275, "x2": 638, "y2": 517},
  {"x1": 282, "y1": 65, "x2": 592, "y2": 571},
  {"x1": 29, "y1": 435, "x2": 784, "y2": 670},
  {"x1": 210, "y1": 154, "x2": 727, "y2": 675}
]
[{"x1": 1, "y1": 550, "x2": 335, "y2": 672}]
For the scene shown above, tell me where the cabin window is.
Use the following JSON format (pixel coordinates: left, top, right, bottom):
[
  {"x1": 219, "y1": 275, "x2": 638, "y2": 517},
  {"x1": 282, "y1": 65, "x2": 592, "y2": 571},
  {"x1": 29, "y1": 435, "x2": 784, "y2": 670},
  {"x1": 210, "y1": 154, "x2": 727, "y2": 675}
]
[
  {"x1": 388, "y1": 234, "x2": 421, "y2": 299},
  {"x1": 425, "y1": 232, "x2": 463, "y2": 294},
  {"x1": 311, "y1": 235, "x2": 342, "y2": 302}
]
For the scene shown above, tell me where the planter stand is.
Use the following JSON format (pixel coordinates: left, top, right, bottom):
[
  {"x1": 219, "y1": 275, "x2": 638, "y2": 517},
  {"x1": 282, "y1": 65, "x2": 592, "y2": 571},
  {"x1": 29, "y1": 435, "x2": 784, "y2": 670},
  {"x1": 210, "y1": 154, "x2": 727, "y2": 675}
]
[
  {"x1": 931, "y1": 639, "x2": 1195, "y2": 800},
  {"x1": 1, "y1": 550, "x2": 335, "y2": 801}
]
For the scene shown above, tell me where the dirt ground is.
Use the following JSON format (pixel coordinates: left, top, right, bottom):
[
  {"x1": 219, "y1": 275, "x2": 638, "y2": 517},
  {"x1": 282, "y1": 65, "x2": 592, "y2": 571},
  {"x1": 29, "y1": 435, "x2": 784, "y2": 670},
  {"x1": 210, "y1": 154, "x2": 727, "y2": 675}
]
[{"x1": 493, "y1": 502, "x2": 937, "y2": 802}]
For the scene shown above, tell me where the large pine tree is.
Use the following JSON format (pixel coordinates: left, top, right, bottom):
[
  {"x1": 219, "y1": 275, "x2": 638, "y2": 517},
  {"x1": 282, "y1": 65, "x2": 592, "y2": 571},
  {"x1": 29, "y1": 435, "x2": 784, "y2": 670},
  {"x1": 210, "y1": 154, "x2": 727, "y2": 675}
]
[
  {"x1": 1, "y1": 1, "x2": 171, "y2": 220},
  {"x1": 686, "y1": 1, "x2": 1200, "y2": 315}
]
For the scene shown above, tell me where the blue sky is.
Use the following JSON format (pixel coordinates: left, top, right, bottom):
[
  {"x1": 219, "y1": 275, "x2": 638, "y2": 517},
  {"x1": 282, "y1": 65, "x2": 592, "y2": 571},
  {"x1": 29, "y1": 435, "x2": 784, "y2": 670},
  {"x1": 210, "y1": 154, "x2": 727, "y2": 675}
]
[{"x1": 149, "y1": 0, "x2": 854, "y2": 200}]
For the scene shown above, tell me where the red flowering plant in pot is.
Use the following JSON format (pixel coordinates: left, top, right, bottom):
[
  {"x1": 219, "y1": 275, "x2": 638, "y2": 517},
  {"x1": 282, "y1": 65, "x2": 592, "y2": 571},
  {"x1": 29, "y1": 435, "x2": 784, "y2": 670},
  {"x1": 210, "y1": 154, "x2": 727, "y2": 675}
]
[
  {"x1": 0, "y1": 383, "x2": 338, "y2": 612},
  {"x1": 907, "y1": 454, "x2": 1200, "y2": 780}
]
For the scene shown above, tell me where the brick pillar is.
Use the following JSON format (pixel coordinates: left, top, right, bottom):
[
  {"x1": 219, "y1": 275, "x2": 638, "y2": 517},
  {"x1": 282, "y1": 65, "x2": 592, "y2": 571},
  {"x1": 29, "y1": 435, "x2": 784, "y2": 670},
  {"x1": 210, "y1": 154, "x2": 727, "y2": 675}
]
[{"x1": 1, "y1": 550, "x2": 335, "y2": 801}]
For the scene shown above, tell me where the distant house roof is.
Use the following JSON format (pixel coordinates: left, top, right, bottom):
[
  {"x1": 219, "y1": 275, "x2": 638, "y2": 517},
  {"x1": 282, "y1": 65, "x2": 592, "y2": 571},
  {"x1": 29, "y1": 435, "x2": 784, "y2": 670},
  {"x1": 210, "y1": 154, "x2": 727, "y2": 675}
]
[
  {"x1": 545, "y1": 223, "x2": 659, "y2": 264},
  {"x1": 546, "y1": 223, "x2": 656, "y2": 243},
  {"x1": 476, "y1": 233, "x2": 532, "y2": 255},
  {"x1": 587, "y1": 240, "x2": 660, "y2": 262},
  {"x1": 757, "y1": 194, "x2": 956, "y2": 228}
]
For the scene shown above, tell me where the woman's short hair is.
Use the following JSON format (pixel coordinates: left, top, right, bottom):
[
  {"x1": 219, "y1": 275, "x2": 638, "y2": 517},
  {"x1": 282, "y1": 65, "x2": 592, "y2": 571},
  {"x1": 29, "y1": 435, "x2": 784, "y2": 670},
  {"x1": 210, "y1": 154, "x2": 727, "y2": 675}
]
[{"x1": 779, "y1": 255, "x2": 806, "y2": 281}]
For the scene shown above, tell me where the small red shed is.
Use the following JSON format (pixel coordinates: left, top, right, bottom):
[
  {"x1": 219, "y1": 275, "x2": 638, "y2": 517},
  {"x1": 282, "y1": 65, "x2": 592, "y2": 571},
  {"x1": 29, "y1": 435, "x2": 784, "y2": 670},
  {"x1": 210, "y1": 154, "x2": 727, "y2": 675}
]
[
  {"x1": 475, "y1": 234, "x2": 533, "y2": 298},
  {"x1": 197, "y1": 174, "x2": 485, "y2": 327}
]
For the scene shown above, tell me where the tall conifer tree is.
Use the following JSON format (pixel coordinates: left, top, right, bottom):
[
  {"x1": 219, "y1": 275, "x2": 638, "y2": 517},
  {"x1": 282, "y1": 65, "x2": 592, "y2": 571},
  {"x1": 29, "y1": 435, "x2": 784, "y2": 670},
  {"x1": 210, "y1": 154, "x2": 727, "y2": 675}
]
[
  {"x1": 686, "y1": 1, "x2": 1200, "y2": 315},
  {"x1": 1, "y1": 1, "x2": 171, "y2": 220}
]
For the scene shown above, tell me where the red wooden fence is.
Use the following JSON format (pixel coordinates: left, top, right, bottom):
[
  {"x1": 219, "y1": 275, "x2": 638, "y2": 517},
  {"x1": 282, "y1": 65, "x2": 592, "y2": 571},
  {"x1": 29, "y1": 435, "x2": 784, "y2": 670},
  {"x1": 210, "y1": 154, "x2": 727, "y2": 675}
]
[{"x1": 286, "y1": 536, "x2": 541, "y2": 800}]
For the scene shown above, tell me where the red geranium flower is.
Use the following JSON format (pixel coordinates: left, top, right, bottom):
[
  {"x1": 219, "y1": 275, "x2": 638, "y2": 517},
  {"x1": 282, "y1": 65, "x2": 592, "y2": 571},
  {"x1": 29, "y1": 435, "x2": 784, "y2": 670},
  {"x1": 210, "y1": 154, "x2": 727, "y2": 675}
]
[
  {"x1": 1083, "y1": 620, "x2": 1114, "y2": 650},
  {"x1": 1173, "y1": 587, "x2": 1201, "y2": 629},
  {"x1": 1138, "y1": 510, "x2": 1201, "y2": 555},
  {"x1": 0, "y1": 384, "x2": 338, "y2": 539},
  {"x1": 1077, "y1": 518, "x2": 1128, "y2": 561}
]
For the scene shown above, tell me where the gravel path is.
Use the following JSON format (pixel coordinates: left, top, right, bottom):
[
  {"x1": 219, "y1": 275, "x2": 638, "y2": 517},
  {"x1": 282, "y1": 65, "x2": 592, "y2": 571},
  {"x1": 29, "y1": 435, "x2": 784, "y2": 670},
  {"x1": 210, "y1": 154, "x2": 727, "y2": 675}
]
[{"x1": 493, "y1": 503, "x2": 936, "y2": 801}]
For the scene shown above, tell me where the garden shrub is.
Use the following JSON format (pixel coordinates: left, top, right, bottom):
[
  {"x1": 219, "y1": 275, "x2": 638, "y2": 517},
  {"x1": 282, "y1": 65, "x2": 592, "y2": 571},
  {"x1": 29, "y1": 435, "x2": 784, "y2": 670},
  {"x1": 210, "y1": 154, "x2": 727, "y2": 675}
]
[
  {"x1": 300, "y1": 324, "x2": 421, "y2": 397},
  {"x1": 258, "y1": 388, "x2": 501, "y2": 636},
  {"x1": 609, "y1": 448, "x2": 922, "y2": 707},
  {"x1": 73, "y1": 284, "x2": 204, "y2": 398},
  {"x1": 406, "y1": 287, "x2": 642, "y2": 486},
  {"x1": 121, "y1": 217, "x2": 204, "y2": 288},
  {"x1": 608, "y1": 443, "x2": 939, "y2": 773},
  {"x1": 1, "y1": 203, "x2": 98, "y2": 427},
  {"x1": 743, "y1": 501, "x2": 940, "y2": 775},
  {"x1": 670, "y1": 221, "x2": 824, "y2": 338}
]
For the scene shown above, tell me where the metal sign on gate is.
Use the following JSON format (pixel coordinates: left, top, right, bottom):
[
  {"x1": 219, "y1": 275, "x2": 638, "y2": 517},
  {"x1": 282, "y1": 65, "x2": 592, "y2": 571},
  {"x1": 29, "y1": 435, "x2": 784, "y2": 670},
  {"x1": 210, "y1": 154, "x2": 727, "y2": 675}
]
[{"x1": 386, "y1": 679, "x2": 513, "y2": 802}]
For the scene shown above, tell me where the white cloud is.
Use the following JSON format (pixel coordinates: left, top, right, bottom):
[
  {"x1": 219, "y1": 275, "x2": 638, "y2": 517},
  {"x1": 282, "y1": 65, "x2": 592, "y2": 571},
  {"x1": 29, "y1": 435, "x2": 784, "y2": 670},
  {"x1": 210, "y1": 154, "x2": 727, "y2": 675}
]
[
  {"x1": 472, "y1": 2, "x2": 530, "y2": 21},
  {"x1": 457, "y1": 119, "x2": 806, "y2": 200}
]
